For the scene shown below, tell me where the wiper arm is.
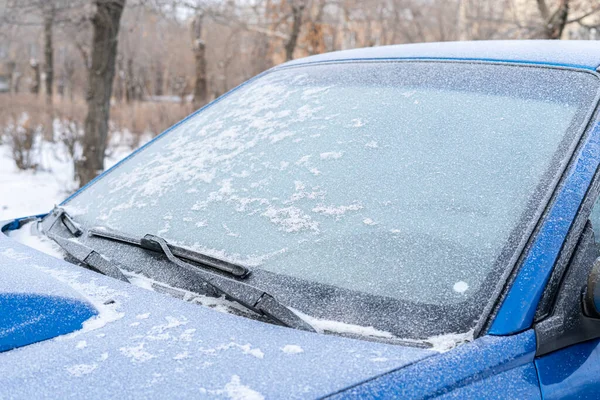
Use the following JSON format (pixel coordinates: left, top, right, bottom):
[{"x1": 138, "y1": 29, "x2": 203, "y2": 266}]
[
  {"x1": 88, "y1": 227, "x2": 315, "y2": 332},
  {"x1": 42, "y1": 208, "x2": 130, "y2": 282},
  {"x1": 141, "y1": 234, "x2": 316, "y2": 332},
  {"x1": 89, "y1": 227, "x2": 250, "y2": 278}
]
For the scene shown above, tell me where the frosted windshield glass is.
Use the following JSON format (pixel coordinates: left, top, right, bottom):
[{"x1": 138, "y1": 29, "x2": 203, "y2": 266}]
[{"x1": 66, "y1": 62, "x2": 598, "y2": 308}]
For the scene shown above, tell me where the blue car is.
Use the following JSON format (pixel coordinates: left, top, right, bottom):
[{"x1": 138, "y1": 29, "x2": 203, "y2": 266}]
[{"x1": 3, "y1": 40, "x2": 600, "y2": 399}]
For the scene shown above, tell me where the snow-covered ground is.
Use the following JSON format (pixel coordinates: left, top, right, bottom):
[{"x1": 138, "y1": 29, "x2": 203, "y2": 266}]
[{"x1": 0, "y1": 131, "x2": 146, "y2": 221}]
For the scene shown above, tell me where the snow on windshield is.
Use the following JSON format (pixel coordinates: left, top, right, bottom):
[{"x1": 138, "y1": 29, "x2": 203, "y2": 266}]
[{"x1": 63, "y1": 61, "x2": 598, "y2": 339}]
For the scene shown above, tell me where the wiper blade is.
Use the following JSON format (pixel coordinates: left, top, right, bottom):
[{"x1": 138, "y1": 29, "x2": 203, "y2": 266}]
[
  {"x1": 42, "y1": 208, "x2": 130, "y2": 282},
  {"x1": 89, "y1": 227, "x2": 250, "y2": 278},
  {"x1": 88, "y1": 226, "x2": 315, "y2": 332}
]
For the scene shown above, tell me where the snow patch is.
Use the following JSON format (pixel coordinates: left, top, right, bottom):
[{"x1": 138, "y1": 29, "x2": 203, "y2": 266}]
[
  {"x1": 294, "y1": 309, "x2": 394, "y2": 339},
  {"x1": 0, "y1": 248, "x2": 31, "y2": 261},
  {"x1": 173, "y1": 351, "x2": 190, "y2": 360},
  {"x1": 224, "y1": 375, "x2": 264, "y2": 400},
  {"x1": 119, "y1": 343, "x2": 156, "y2": 363},
  {"x1": 262, "y1": 206, "x2": 319, "y2": 233},
  {"x1": 425, "y1": 329, "x2": 474, "y2": 353},
  {"x1": 312, "y1": 203, "x2": 362, "y2": 217},
  {"x1": 319, "y1": 151, "x2": 343, "y2": 160},
  {"x1": 453, "y1": 281, "x2": 469, "y2": 293},
  {"x1": 281, "y1": 345, "x2": 304, "y2": 354},
  {"x1": 66, "y1": 363, "x2": 97, "y2": 377},
  {"x1": 7, "y1": 221, "x2": 65, "y2": 260},
  {"x1": 201, "y1": 342, "x2": 264, "y2": 359},
  {"x1": 350, "y1": 118, "x2": 365, "y2": 127}
]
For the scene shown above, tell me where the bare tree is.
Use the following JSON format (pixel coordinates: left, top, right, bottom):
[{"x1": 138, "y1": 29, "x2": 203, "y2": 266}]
[
  {"x1": 534, "y1": 0, "x2": 600, "y2": 39},
  {"x1": 285, "y1": 0, "x2": 306, "y2": 61},
  {"x1": 192, "y1": 13, "x2": 208, "y2": 108},
  {"x1": 43, "y1": 3, "x2": 55, "y2": 110},
  {"x1": 77, "y1": 0, "x2": 126, "y2": 187},
  {"x1": 536, "y1": 0, "x2": 570, "y2": 38}
]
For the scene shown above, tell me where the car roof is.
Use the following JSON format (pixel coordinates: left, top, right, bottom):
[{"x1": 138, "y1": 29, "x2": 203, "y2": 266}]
[{"x1": 281, "y1": 40, "x2": 600, "y2": 71}]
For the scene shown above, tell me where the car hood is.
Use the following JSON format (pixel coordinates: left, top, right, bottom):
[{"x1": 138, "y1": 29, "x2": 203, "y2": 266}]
[{"x1": 0, "y1": 232, "x2": 435, "y2": 399}]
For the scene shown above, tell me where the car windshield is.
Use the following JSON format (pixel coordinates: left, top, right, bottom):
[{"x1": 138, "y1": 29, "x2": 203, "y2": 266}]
[{"x1": 63, "y1": 61, "x2": 599, "y2": 341}]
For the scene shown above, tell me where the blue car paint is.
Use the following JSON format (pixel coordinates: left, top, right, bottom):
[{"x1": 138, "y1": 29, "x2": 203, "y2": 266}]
[
  {"x1": 0, "y1": 293, "x2": 97, "y2": 352},
  {"x1": 535, "y1": 338, "x2": 600, "y2": 399},
  {"x1": 490, "y1": 121, "x2": 600, "y2": 335},
  {"x1": 328, "y1": 330, "x2": 540, "y2": 399}
]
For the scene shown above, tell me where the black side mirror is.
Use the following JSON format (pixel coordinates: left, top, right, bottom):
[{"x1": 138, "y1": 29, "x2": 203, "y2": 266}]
[
  {"x1": 583, "y1": 258, "x2": 600, "y2": 319},
  {"x1": 535, "y1": 224, "x2": 600, "y2": 356}
]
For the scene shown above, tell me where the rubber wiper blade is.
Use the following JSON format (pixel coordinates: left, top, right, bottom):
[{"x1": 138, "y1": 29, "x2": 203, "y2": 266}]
[
  {"x1": 140, "y1": 234, "x2": 316, "y2": 332},
  {"x1": 88, "y1": 226, "x2": 250, "y2": 278}
]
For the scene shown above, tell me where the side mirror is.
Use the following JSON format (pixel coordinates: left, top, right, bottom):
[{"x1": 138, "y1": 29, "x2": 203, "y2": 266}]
[
  {"x1": 535, "y1": 224, "x2": 600, "y2": 356},
  {"x1": 583, "y1": 258, "x2": 600, "y2": 319}
]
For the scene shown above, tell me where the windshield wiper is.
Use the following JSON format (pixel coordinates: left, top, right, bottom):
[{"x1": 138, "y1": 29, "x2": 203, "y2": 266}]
[
  {"x1": 87, "y1": 227, "x2": 316, "y2": 332},
  {"x1": 89, "y1": 226, "x2": 250, "y2": 278},
  {"x1": 42, "y1": 208, "x2": 130, "y2": 283},
  {"x1": 42, "y1": 208, "x2": 315, "y2": 332}
]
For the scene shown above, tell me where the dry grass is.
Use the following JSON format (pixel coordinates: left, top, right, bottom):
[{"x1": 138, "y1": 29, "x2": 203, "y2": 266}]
[
  {"x1": 110, "y1": 99, "x2": 195, "y2": 138},
  {"x1": 0, "y1": 93, "x2": 195, "y2": 141}
]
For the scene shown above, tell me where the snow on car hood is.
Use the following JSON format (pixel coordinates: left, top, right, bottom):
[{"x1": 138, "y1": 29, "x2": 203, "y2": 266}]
[{"x1": 0, "y1": 233, "x2": 434, "y2": 399}]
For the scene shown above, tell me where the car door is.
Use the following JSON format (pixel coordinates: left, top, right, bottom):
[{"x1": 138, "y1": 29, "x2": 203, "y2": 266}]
[{"x1": 534, "y1": 185, "x2": 600, "y2": 399}]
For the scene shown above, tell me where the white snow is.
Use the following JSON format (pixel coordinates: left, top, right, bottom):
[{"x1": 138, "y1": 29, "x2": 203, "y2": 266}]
[
  {"x1": 0, "y1": 248, "x2": 31, "y2": 261},
  {"x1": 262, "y1": 206, "x2": 319, "y2": 233},
  {"x1": 362, "y1": 218, "x2": 377, "y2": 226},
  {"x1": 66, "y1": 363, "x2": 97, "y2": 377},
  {"x1": 173, "y1": 351, "x2": 190, "y2": 360},
  {"x1": 350, "y1": 118, "x2": 365, "y2": 127},
  {"x1": 293, "y1": 309, "x2": 394, "y2": 339},
  {"x1": 425, "y1": 329, "x2": 474, "y2": 353},
  {"x1": 200, "y1": 342, "x2": 264, "y2": 359},
  {"x1": 312, "y1": 203, "x2": 362, "y2": 217},
  {"x1": 119, "y1": 342, "x2": 156, "y2": 363},
  {"x1": 319, "y1": 151, "x2": 343, "y2": 160},
  {"x1": 223, "y1": 375, "x2": 264, "y2": 400},
  {"x1": 281, "y1": 345, "x2": 304, "y2": 354},
  {"x1": 0, "y1": 135, "x2": 135, "y2": 221},
  {"x1": 453, "y1": 281, "x2": 469, "y2": 293},
  {"x1": 75, "y1": 340, "x2": 87, "y2": 349},
  {"x1": 6, "y1": 221, "x2": 65, "y2": 260}
]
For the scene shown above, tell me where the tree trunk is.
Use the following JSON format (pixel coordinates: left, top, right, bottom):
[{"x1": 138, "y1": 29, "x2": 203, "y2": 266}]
[
  {"x1": 285, "y1": 1, "x2": 305, "y2": 61},
  {"x1": 43, "y1": 8, "x2": 54, "y2": 110},
  {"x1": 77, "y1": 0, "x2": 126, "y2": 187},
  {"x1": 30, "y1": 60, "x2": 40, "y2": 94},
  {"x1": 43, "y1": 7, "x2": 55, "y2": 140},
  {"x1": 537, "y1": 0, "x2": 570, "y2": 39},
  {"x1": 192, "y1": 14, "x2": 207, "y2": 109},
  {"x1": 154, "y1": 61, "x2": 164, "y2": 96}
]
